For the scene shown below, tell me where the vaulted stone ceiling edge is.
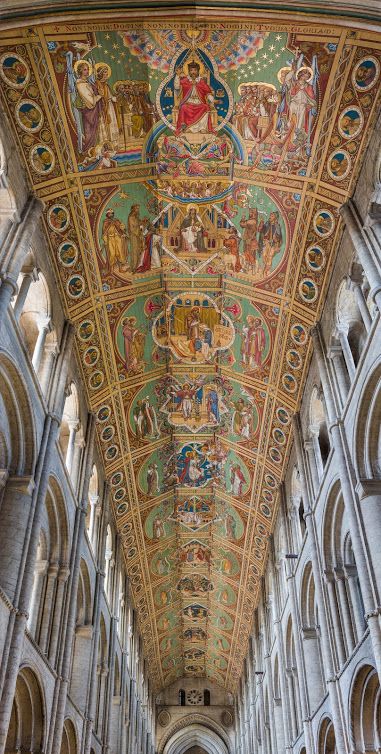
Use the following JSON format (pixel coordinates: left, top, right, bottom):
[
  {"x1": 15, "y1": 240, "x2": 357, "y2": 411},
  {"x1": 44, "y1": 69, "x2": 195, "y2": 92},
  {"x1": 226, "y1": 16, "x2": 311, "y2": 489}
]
[{"x1": 0, "y1": 3, "x2": 380, "y2": 692}]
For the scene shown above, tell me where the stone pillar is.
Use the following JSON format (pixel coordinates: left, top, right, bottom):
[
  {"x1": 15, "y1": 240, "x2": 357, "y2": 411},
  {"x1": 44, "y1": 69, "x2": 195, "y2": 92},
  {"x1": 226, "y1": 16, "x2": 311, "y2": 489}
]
[
  {"x1": 292, "y1": 417, "x2": 348, "y2": 754},
  {"x1": 311, "y1": 324, "x2": 381, "y2": 680},
  {"x1": 304, "y1": 437, "x2": 320, "y2": 497},
  {"x1": 336, "y1": 325, "x2": 356, "y2": 382},
  {"x1": 49, "y1": 412, "x2": 96, "y2": 754},
  {"x1": 39, "y1": 341, "x2": 59, "y2": 400},
  {"x1": 340, "y1": 200, "x2": 381, "y2": 312},
  {"x1": 38, "y1": 561, "x2": 59, "y2": 654},
  {"x1": 345, "y1": 564, "x2": 366, "y2": 642},
  {"x1": 351, "y1": 279, "x2": 372, "y2": 331},
  {"x1": 355, "y1": 479, "x2": 381, "y2": 606},
  {"x1": 83, "y1": 484, "x2": 110, "y2": 754},
  {"x1": 12, "y1": 267, "x2": 38, "y2": 321},
  {"x1": 48, "y1": 565, "x2": 70, "y2": 667},
  {"x1": 27, "y1": 558, "x2": 48, "y2": 638},
  {"x1": 88, "y1": 493, "x2": 99, "y2": 547},
  {"x1": 65, "y1": 421, "x2": 79, "y2": 476},
  {"x1": 71, "y1": 433, "x2": 85, "y2": 494},
  {"x1": 327, "y1": 345, "x2": 349, "y2": 409},
  {"x1": 324, "y1": 570, "x2": 347, "y2": 668},
  {"x1": 32, "y1": 316, "x2": 51, "y2": 374},
  {"x1": 334, "y1": 568, "x2": 355, "y2": 656},
  {"x1": 0, "y1": 277, "x2": 17, "y2": 324},
  {"x1": 0, "y1": 476, "x2": 35, "y2": 601}
]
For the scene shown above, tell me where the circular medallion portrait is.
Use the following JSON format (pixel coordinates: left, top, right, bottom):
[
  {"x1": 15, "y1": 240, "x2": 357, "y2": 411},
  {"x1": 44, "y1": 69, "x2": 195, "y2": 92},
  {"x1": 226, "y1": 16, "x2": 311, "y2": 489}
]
[
  {"x1": 48, "y1": 204, "x2": 70, "y2": 233},
  {"x1": 83, "y1": 346, "x2": 99, "y2": 368},
  {"x1": 78, "y1": 319, "x2": 94, "y2": 342},
  {"x1": 30, "y1": 144, "x2": 55, "y2": 175},
  {"x1": 111, "y1": 471, "x2": 123, "y2": 487},
  {"x1": 101, "y1": 425, "x2": 115, "y2": 443},
  {"x1": 116, "y1": 502, "x2": 128, "y2": 516},
  {"x1": 338, "y1": 106, "x2": 363, "y2": 140},
  {"x1": 352, "y1": 56, "x2": 380, "y2": 92},
  {"x1": 97, "y1": 404, "x2": 111, "y2": 423},
  {"x1": 16, "y1": 99, "x2": 43, "y2": 133},
  {"x1": 327, "y1": 149, "x2": 351, "y2": 182},
  {"x1": 263, "y1": 489, "x2": 274, "y2": 503},
  {"x1": 313, "y1": 209, "x2": 335, "y2": 238},
  {"x1": 299, "y1": 278, "x2": 318, "y2": 303},
  {"x1": 273, "y1": 427, "x2": 286, "y2": 445},
  {"x1": 276, "y1": 407, "x2": 290, "y2": 425},
  {"x1": 286, "y1": 348, "x2": 302, "y2": 370},
  {"x1": 113, "y1": 487, "x2": 126, "y2": 502},
  {"x1": 269, "y1": 447, "x2": 282, "y2": 464},
  {"x1": 264, "y1": 473, "x2": 276, "y2": 488},
  {"x1": 282, "y1": 373, "x2": 297, "y2": 394},
  {"x1": 89, "y1": 370, "x2": 104, "y2": 390},
  {"x1": 260, "y1": 503, "x2": 271, "y2": 518},
  {"x1": 105, "y1": 444, "x2": 118, "y2": 462},
  {"x1": 58, "y1": 241, "x2": 78, "y2": 268},
  {"x1": 290, "y1": 322, "x2": 308, "y2": 346},
  {"x1": 306, "y1": 245, "x2": 325, "y2": 272},
  {"x1": 0, "y1": 53, "x2": 30, "y2": 89},
  {"x1": 67, "y1": 274, "x2": 85, "y2": 299}
]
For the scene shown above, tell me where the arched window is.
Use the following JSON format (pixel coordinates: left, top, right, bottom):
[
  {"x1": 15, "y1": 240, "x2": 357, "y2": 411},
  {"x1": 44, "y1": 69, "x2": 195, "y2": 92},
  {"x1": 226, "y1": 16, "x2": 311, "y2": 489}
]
[
  {"x1": 300, "y1": 563, "x2": 325, "y2": 711},
  {"x1": 61, "y1": 719, "x2": 77, "y2": 754},
  {"x1": 318, "y1": 718, "x2": 336, "y2": 754},
  {"x1": 104, "y1": 525, "x2": 114, "y2": 603},
  {"x1": 309, "y1": 386, "x2": 330, "y2": 482},
  {"x1": 179, "y1": 689, "x2": 186, "y2": 706},
  {"x1": 59, "y1": 383, "x2": 83, "y2": 488},
  {"x1": 350, "y1": 665, "x2": 381, "y2": 754},
  {"x1": 204, "y1": 689, "x2": 210, "y2": 706},
  {"x1": 86, "y1": 464, "x2": 99, "y2": 550},
  {"x1": 17, "y1": 270, "x2": 57, "y2": 394},
  {"x1": 5, "y1": 667, "x2": 45, "y2": 754},
  {"x1": 335, "y1": 277, "x2": 367, "y2": 382},
  {"x1": 323, "y1": 484, "x2": 366, "y2": 667}
]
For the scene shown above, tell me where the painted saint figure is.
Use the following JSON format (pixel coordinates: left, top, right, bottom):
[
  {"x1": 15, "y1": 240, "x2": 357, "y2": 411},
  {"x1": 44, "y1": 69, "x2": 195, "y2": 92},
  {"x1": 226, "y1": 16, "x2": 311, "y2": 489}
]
[
  {"x1": 122, "y1": 316, "x2": 145, "y2": 373},
  {"x1": 174, "y1": 61, "x2": 215, "y2": 136},
  {"x1": 230, "y1": 464, "x2": 246, "y2": 496},
  {"x1": 241, "y1": 316, "x2": 266, "y2": 370},
  {"x1": 133, "y1": 397, "x2": 160, "y2": 439},
  {"x1": 147, "y1": 464, "x2": 160, "y2": 495},
  {"x1": 102, "y1": 209, "x2": 129, "y2": 272},
  {"x1": 127, "y1": 205, "x2": 144, "y2": 272},
  {"x1": 180, "y1": 208, "x2": 206, "y2": 253}
]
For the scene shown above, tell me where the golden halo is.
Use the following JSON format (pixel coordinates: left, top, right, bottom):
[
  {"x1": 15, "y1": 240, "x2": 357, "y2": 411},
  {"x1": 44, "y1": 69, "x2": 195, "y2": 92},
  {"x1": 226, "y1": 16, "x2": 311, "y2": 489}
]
[
  {"x1": 277, "y1": 66, "x2": 291, "y2": 83},
  {"x1": 73, "y1": 58, "x2": 93, "y2": 76},
  {"x1": 297, "y1": 65, "x2": 314, "y2": 82},
  {"x1": 94, "y1": 61, "x2": 112, "y2": 78},
  {"x1": 186, "y1": 203, "x2": 198, "y2": 212}
]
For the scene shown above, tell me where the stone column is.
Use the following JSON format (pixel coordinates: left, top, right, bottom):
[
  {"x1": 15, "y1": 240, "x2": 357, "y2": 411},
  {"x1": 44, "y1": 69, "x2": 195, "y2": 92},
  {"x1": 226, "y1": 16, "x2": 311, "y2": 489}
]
[
  {"x1": 311, "y1": 324, "x2": 381, "y2": 680},
  {"x1": 83, "y1": 483, "x2": 110, "y2": 754},
  {"x1": 65, "y1": 421, "x2": 79, "y2": 476},
  {"x1": 49, "y1": 413, "x2": 96, "y2": 754},
  {"x1": 324, "y1": 570, "x2": 347, "y2": 668},
  {"x1": 351, "y1": 279, "x2": 372, "y2": 331},
  {"x1": 327, "y1": 345, "x2": 349, "y2": 410},
  {"x1": 12, "y1": 267, "x2": 38, "y2": 321},
  {"x1": 39, "y1": 341, "x2": 59, "y2": 401},
  {"x1": 334, "y1": 568, "x2": 355, "y2": 656},
  {"x1": 336, "y1": 325, "x2": 356, "y2": 382},
  {"x1": 271, "y1": 561, "x2": 292, "y2": 753},
  {"x1": 38, "y1": 561, "x2": 59, "y2": 654},
  {"x1": 88, "y1": 493, "x2": 99, "y2": 547},
  {"x1": 304, "y1": 437, "x2": 320, "y2": 497},
  {"x1": 345, "y1": 564, "x2": 366, "y2": 642},
  {"x1": 292, "y1": 417, "x2": 348, "y2": 754},
  {"x1": 27, "y1": 558, "x2": 48, "y2": 638},
  {"x1": 0, "y1": 476, "x2": 35, "y2": 601},
  {"x1": 32, "y1": 316, "x2": 52, "y2": 374},
  {"x1": 355, "y1": 479, "x2": 381, "y2": 606},
  {"x1": 340, "y1": 200, "x2": 381, "y2": 312},
  {"x1": 48, "y1": 565, "x2": 70, "y2": 667}
]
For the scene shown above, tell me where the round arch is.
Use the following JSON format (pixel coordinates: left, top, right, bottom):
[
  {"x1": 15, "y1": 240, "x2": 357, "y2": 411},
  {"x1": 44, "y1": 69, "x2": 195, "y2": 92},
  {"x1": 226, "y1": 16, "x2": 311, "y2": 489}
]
[
  {"x1": 163, "y1": 725, "x2": 229, "y2": 754},
  {"x1": 158, "y1": 716, "x2": 231, "y2": 754}
]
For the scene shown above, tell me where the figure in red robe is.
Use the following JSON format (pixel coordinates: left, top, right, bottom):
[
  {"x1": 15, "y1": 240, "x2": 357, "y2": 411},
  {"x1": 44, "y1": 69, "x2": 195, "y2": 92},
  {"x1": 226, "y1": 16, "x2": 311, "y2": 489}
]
[{"x1": 174, "y1": 61, "x2": 215, "y2": 136}]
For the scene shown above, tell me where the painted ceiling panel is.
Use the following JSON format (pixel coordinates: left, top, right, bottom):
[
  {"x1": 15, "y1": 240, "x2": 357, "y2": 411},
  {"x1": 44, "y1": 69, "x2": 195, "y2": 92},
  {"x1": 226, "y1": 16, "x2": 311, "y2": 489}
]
[{"x1": 1, "y1": 12, "x2": 380, "y2": 691}]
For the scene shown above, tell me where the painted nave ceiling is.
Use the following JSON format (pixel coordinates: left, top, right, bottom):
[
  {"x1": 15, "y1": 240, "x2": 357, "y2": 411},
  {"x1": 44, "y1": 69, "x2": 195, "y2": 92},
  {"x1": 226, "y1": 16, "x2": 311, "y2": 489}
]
[{"x1": 1, "y1": 10, "x2": 380, "y2": 692}]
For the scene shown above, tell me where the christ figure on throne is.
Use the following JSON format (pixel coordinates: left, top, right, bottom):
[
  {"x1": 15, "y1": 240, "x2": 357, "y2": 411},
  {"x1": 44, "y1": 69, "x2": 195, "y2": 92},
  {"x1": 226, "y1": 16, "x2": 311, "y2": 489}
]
[{"x1": 174, "y1": 60, "x2": 216, "y2": 136}]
